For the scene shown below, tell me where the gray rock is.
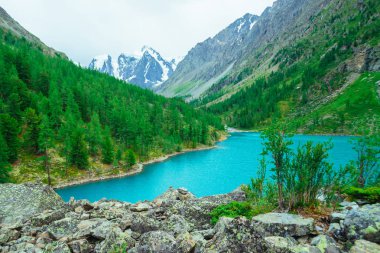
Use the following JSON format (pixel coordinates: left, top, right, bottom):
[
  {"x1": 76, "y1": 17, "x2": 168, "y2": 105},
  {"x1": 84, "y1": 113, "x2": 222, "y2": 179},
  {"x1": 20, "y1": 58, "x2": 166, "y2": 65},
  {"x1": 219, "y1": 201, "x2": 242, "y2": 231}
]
[
  {"x1": 349, "y1": 239, "x2": 380, "y2": 253},
  {"x1": 202, "y1": 217, "x2": 268, "y2": 252},
  {"x1": 44, "y1": 241, "x2": 71, "y2": 253},
  {"x1": 265, "y1": 236, "x2": 295, "y2": 252},
  {"x1": 176, "y1": 232, "x2": 196, "y2": 253},
  {"x1": 68, "y1": 239, "x2": 92, "y2": 253},
  {"x1": 290, "y1": 244, "x2": 322, "y2": 253},
  {"x1": 342, "y1": 203, "x2": 380, "y2": 243},
  {"x1": 31, "y1": 209, "x2": 66, "y2": 227},
  {"x1": 94, "y1": 231, "x2": 135, "y2": 253},
  {"x1": 131, "y1": 203, "x2": 151, "y2": 212},
  {"x1": 129, "y1": 231, "x2": 177, "y2": 253},
  {"x1": 0, "y1": 228, "x2": 20, "y2": 244},
  {"x1": 252, "y1": 213, "x2": 315, "y2": 237},
  {"x1": 164, "y1": 214, "x2": 192, "y2": 237},
  {"x1": 0, "y1": 183, "x2": 66, "y2": 225},
  {"x1": 153, "y1": 187, "x2": 195, "y2": 205},
  {"x1": 330, "y1": 213, "x2": 346, "y2": 223},
  {"x1": 47, "y1": 218, "x2": 80, "y2": 240},
  {"x1": 310, "y1": 235, "x2": 340, "y2": 253},
  {"x1": 75, "y1": 218, "x2": 118, "y2": 239}
]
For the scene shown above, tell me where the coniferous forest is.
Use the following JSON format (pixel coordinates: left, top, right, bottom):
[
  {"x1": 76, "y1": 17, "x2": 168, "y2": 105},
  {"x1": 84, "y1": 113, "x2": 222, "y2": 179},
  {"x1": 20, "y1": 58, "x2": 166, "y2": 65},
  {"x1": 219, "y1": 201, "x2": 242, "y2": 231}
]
[{"x1": 0, "y1": 29, "x2": 223, "y2": 184}]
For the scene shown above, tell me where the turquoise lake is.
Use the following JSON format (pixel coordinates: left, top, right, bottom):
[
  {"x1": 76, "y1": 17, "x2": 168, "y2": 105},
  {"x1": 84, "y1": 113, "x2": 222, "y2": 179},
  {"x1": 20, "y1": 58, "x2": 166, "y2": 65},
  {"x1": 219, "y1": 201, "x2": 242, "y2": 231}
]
[{"x1": 56, "y1": 132, "x2": 356, "y2": 203}]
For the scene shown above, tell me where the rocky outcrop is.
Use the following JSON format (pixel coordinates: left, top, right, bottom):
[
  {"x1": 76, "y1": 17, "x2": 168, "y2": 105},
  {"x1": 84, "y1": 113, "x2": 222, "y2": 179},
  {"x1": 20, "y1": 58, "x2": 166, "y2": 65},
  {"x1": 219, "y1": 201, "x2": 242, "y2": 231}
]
[
  {"x1": 0, "y1": 183, "x2": 379, "y2": 252},
  {"x1": 0, "y1": 183, "x2": 67, "y2": 225}
]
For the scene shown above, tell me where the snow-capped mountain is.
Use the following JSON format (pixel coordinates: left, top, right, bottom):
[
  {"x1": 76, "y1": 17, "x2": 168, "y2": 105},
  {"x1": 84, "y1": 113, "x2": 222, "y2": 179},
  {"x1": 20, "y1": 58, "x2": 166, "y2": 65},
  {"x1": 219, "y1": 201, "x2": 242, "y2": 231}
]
[{"x1": 88, "y1": 46, "x2": 178, "y2": 89}]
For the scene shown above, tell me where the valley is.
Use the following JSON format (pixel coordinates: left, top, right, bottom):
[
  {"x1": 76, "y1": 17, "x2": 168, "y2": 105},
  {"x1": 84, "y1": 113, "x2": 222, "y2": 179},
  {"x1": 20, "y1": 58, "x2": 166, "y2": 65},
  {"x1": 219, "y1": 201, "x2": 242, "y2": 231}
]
[{"x1": 0, "y1": 0, "x2": 379, "y2": 252}]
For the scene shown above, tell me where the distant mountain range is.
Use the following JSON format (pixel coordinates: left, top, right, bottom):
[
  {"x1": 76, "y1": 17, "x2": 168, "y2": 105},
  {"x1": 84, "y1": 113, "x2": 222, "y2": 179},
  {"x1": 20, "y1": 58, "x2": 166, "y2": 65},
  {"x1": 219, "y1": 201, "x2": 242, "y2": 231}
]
[{"x1": 88, "y1": 46, "x2": 179, "y2": 89}]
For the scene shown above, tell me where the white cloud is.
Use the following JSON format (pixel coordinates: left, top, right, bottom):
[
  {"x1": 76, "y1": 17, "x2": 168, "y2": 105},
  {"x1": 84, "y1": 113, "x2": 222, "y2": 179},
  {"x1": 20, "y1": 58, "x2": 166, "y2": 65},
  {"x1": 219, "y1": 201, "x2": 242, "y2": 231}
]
[{"x1": 0, "y1": 0, "x2": 275, "y2": 65}]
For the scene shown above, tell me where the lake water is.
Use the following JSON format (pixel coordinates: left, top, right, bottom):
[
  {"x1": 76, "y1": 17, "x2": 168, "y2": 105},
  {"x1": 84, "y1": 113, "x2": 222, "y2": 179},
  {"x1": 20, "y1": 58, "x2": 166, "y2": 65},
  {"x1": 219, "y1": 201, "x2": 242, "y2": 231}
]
[{"x1": 56, "y1": 132, "x2": 356, "y2": 203}]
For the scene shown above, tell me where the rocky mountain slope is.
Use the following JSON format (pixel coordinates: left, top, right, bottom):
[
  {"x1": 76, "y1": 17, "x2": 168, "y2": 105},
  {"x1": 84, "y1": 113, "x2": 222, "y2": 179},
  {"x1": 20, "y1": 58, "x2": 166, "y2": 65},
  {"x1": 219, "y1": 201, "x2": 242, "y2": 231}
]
[
  {"x1": 1, "y1": 183, "x2": 379, "y2": 252},
  {"x1": 193, "y1": 0, "x2": 380, "y2": 134},
  {"x1": 157, "y1": 13, "x2": 259, "y2": 99},
  {"x1": 89, "y1": 47, "x2": 177, "y2": 89},
  {"x1": 0, "y1": 6, "x2": 66, "y2": 58}
]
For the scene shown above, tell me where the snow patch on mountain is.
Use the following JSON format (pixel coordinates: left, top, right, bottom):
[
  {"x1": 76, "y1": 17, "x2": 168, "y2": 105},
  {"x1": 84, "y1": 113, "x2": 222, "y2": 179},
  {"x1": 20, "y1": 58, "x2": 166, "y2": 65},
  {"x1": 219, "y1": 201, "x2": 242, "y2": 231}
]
[{"x1": 89, "y1": 47, "x2": 178, "y2": 89}]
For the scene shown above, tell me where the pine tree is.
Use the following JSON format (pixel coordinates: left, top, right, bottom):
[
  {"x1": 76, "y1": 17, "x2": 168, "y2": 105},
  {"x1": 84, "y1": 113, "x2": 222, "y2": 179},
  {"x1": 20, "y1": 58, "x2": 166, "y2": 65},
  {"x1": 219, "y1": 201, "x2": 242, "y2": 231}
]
[
  {"x1": 38, "y1": 115, "x2": 53, "y2": 185},
  {"x1": 126, "y1": 149, "x2": 136, "y2": 169},
  {"x1": 102, "y1": 130, "x2": 114, "y2": 164},
  {"x1": 69, "y1": 128, "x2": 89, "y2": 169},
  {"x1": 87, "y1": 113, "x2": 102, "y2": 156},
  {"x1": 0, "y1": 114, "x2": 19, "y2": 163},
  {"x1": 24, "y1": 108, "x2": 41, "y2": 154},
  {"x1": 0, "y1": 134, "x2": 11, "y2": 183}
]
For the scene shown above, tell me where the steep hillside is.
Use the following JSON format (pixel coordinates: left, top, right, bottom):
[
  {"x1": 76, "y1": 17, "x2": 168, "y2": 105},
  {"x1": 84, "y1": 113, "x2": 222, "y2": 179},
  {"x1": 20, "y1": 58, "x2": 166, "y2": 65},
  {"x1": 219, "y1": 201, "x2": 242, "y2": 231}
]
[
  {"x1": 0, "y1": 13, "x2": 223, "y2": 185},
  {"x1": 89, "y1": 46, "x2": 178, "y2": 89},
  {"x1": 0, "y1": 6, "x2": 66, "y2": 58},
  {"x1": 195, "y1": 0, "x2": 380, "y2": 134},
  {"x1": 157, "y1": 13, "x2": 259, "y2": 99}
]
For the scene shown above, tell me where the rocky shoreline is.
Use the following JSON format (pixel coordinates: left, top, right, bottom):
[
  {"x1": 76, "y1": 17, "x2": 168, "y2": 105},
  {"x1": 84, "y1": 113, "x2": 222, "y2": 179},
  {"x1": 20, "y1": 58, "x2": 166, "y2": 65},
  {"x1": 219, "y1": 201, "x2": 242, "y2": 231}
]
[{"x1": 0, "y1": 183, "x2": 379, "y2": 253}]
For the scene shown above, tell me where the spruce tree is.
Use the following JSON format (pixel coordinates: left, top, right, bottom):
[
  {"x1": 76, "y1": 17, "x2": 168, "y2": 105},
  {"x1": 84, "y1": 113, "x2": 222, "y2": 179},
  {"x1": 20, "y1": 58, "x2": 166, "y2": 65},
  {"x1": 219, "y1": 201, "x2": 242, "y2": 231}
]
[
  {"x1": 24, "y1": 108, "x2": 41, "y2": 154},
  {"x1": 126, "y1": 149, "x2": 136, "y2": 169},
  {"x1": 0, "y1": 114, "x2": 19, "y2": 163},
  {"x1": 38, "y1": 115, "x2": 53, "y2": 185},
  {"x1": 0, "y1": 134, "x2": 11, "y2": 183},
  {"x1": 69, "y1": 128, "x2": 89, "y2": 169},
  {"x1": 102, "y1": 130, "x2": 114, "y2": 164}
]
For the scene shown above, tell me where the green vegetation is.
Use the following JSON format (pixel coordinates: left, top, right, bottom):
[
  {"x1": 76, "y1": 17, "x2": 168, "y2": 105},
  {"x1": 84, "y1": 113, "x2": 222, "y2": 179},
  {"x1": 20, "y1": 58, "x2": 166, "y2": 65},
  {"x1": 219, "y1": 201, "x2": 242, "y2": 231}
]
[
  {"x1": 196, "y1": 0, "x2": 379, "y2": 135},
  {"x1": 288, "y1": 73, "x2": 380, "y2": 134},
  {"x1": 0, "y1": 26, "x2": 223, "y2": 185},
  {"x1": 209, "y1": 201, "x2": 274, "y2": 225},
  {"x1": 344, "y1": 186, "x2": 380, "y2": 203},
  {"x1": 210, "y1": 124, "x2": 380, "y2": 223}
]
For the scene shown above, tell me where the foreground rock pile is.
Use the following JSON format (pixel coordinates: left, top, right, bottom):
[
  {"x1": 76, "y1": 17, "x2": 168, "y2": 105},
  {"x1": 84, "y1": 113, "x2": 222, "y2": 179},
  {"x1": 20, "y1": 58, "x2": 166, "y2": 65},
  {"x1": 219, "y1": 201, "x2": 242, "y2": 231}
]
[{"x1": 0, "y1": 183, "x2": 379, "y2": 253}]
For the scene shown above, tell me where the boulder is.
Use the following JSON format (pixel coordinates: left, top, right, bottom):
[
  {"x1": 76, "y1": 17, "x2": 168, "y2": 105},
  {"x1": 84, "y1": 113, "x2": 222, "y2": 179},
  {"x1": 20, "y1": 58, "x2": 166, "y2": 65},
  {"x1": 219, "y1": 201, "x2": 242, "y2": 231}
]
[
  {"x1": 43, "y1": 241, "x2": 71, "y2": 253},
  {"x1": 342, "y1": 203, "x2": 380, "y2": 243},
  {"x1": 75, "y1": 218, "x2": 119, "y2": 240},
  {"x1": 252, "y1": 213, "x2": 315, "y2": 237},
  {"x1": 310, "y1": 235, "x2": 340, "y2": 253},
  {"x1": 176, "y1": 232, "x2": 196, "y2": 253},
  {"x1": 0, "y1": 183, "x2": 66, "y2": 225},
  {"x1": 349, "y1": 239, "x2": 380, "y2": 253},
  {"x1": 31, "y1": 209, "x2": 66, "y2": 227},
  {"x1": 68, "y1": 239, "x2": 92, "y2": 253},
  {"x1": 130, "y1": 202, "x2": 151, "y2": 212},
  {"x1": 153, "y1": 187, "x2": 195, "y2": 205},
  {"x1": 0, "y1": 227, "x2": 20, "y2": 244},
  {"x1": 202, "y1": 217, "x2": 268, "y2": 252},
  {"x1": 47, "y1": 218, "x2": 80, "y2": 240},
  {"x1": 129, "y1": 231, "x2": 177, "y2": 253},
  {"x1": 264, "y1": 236, "x2": 295, "y2": 252}
]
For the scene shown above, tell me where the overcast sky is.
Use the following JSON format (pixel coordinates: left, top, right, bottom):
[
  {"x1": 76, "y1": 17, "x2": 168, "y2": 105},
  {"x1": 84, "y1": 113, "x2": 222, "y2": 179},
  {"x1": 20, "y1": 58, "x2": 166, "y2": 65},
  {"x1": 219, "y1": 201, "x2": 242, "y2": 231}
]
[{"x1": 0, "y1": 0, "x2": 275, "y2": 65}]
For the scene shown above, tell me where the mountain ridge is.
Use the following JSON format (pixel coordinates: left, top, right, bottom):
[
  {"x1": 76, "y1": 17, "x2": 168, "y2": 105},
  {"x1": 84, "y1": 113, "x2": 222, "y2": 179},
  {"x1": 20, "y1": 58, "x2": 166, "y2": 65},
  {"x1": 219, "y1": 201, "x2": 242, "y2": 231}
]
[{"x1": 89, "y1": 46, "x2": 178, "y2": 89}]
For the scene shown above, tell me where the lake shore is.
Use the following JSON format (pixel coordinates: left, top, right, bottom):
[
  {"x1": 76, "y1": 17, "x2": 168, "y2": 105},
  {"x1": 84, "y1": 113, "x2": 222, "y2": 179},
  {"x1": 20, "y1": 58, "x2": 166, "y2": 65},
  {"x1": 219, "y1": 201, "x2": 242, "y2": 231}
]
[{"x1": 54, "y1": 135, "x2": 227, "y2": 190}]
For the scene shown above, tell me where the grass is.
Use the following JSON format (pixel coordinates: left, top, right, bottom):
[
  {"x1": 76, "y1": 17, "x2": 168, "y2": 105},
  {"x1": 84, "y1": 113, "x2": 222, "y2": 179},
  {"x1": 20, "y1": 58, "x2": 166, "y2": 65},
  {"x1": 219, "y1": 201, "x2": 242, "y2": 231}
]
[{"x1": 10, "y1": 149, "x2": 133, "y2": 186}]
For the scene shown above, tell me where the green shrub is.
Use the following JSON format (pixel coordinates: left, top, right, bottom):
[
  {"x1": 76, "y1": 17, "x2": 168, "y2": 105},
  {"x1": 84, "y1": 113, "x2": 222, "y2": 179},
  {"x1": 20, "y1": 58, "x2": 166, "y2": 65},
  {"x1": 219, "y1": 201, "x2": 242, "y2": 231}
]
[
  {"x1": 209, "y1": 200, "x2": 274, "y2": 225},
  {"x1": 210, "y1": 201, "x2": 253, "y2": 225},
  {"x1": 344, "y1": 186, "x2": 380, "y2": 203}
]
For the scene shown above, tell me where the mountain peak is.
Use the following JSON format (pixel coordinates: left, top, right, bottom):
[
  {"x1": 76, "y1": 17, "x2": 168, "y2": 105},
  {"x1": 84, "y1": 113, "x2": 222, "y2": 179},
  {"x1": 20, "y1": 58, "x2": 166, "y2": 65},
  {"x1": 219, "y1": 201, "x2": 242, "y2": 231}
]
[{"x1": 88, "y1": 48, "x2": 176, "y2": 89}]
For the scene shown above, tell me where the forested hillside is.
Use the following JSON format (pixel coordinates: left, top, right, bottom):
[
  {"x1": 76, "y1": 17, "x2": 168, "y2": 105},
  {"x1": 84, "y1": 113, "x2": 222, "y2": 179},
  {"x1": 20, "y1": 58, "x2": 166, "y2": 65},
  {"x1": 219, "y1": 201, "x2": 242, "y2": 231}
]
[
  {"x1": 194, "y1": 0, "x2": 379, "y2": 134},
  {"x1": 0, "y1": 26, "x2": 223, "y2": 185}
]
